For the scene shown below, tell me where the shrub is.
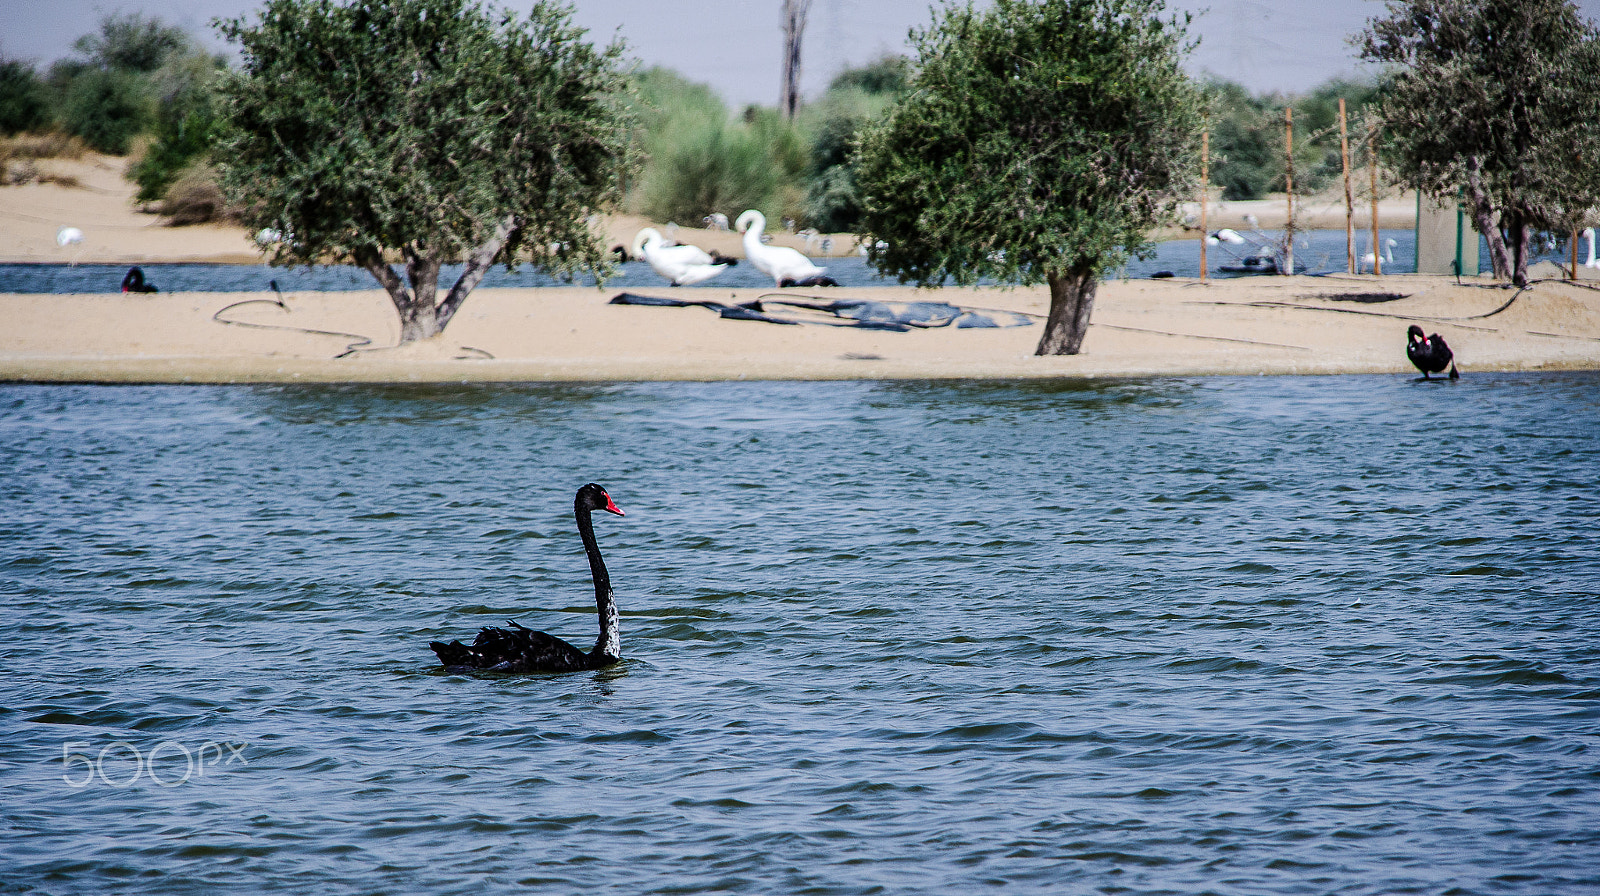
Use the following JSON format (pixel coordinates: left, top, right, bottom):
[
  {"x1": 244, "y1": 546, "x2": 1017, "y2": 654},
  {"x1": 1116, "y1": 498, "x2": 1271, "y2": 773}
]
[
  {"x1": 826, "y1": 54, "x2": 910, "y2": 96},
  {"x1": 1, "y1": 132, "x2": 86, "y2": 160},
  {"x1": 1203, "y1": 76, "x2": 1381, "y2": 200},
  {"x1": 72, "y1": 12, "x2": 193, "y2": 74},
  {"x1": 59, "y1": 67, "x2": 152, "y2": 154},
  {"x1": 131, "y1": 53, "x2": 225, "y2": 201},
  {"x1": 800, "y1": 85, "x2": 895, "y2": 232},
  {"x1": 0, "y1": 58, "x2": 51, "y2": 135},
  {"x1": 636, "y1": 110, "x2": 804, "y2": 224},
  {"x1": 158, "y1": 162, "x2": 235, "y2": 225}
]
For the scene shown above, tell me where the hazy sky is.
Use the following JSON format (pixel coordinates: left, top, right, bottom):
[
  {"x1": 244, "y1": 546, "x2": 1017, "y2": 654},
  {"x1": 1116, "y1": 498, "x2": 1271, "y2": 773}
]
[{"x1": 5, "y1": 0, "x2": 1600, "y2": 107}]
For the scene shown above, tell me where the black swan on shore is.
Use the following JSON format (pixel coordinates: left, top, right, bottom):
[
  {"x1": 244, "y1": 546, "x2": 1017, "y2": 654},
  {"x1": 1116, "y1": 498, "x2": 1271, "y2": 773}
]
[
  {"x1": 430, "y1": 483, "x2": 625, "y2": 673},
  {"x1": 1406, "y1": 324, "x2": 1459, "y2": 380},
  {"x1": 121, "y1": 266, "x2": 158, "y2": 293}
]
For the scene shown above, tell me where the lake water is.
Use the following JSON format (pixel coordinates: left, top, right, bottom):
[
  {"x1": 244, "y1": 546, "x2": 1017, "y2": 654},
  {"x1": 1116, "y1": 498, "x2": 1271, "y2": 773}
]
[
  {"x1": 3, "y1": 375, "x2": 1598, "y2": 895},
  {"x1": 0, "y1": 228, "x2": 1453, "y2": 294}
]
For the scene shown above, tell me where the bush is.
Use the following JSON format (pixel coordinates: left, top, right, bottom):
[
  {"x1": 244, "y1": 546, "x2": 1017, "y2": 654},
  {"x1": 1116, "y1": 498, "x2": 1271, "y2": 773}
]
[
  {"x1": 628, "y1": 69, "x2": 808, "y2": 225},
  {"x1": 158, "y1": 162, "x2": 235, "y2": 225},
  {"x1": 131, "y1": 53, "x2": 225, "y2": 201},
  {"x1": 1204, "y1": 76, "x2": 1380, "y2": 200},
  {"x1": 59, "y1": 67, "x2": 153, "y2": 154},
  {"x1": 72, "y1": 12, "x2": 193, "y2": 74},
  {"x1": 1, "y1": 132, "x2": 89, "y2": 185},
  {"x1": 1, "y1": 131, "x2": 86, "y2": 160},
  {"x1": 800, "y1": 85, "x2": 896, "y2": 233},
  {"x1": 826, "y1": 55, "x2": 910, "y2": 96},
  {"x1": 635, "y1": 109, "x2": 806, "y2": 224},
  {"x1": 0, "y1": 58, "x2": 51, "y2": 135}
]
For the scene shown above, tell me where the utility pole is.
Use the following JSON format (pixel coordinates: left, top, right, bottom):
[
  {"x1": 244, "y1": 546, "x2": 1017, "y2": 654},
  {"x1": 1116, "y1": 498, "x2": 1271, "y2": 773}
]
[{"x1": 781, "y1": 0, "x2": 813, "y2": 120}]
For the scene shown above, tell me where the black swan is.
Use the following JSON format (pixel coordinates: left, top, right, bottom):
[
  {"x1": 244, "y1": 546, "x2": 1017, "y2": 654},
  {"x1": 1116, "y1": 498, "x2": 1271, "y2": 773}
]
[
  {"x1": 120, "y1": 266, "x2": 158, "y2": 293},
  {"x1": 1406, "y1": 324, "x2": 1459, "y2": 379},
  {"x1": 430, "y1": 483, "x2": 626, "y2": 673},
  {"x1": 779, "y1": 275, "x2": 841, "y2": 288}
]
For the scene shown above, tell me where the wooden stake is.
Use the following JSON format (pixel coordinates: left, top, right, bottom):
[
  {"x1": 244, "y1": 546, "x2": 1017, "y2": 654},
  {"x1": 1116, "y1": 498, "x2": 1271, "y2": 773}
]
[
  {"x1": 1284, "y1": 107, "x2": 1295, "y2": 276},
  {"x1": 1370, "y1": 126, "x2": 1381, "y2": 275},
  {"x1": 1340, "y1": 99, "x2": 1354, "y2": 274},
  {"x1": 1200, "y1": 130, "x2": 1208, "y2": 283}
]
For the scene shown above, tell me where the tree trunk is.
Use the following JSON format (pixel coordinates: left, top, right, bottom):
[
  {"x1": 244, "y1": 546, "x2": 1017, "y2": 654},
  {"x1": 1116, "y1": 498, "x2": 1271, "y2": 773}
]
[
  {"x1": 438, "y1": 215, "x2": 520, "y2": 332},
  {"x1": 354, "y1": 217, "x2": 520, "y2": 345},
  {"x1": 780, "y1": 0, "x2": 812, "y2": 120},
  {"x1": 1463, "y1": 159, "x2": 1511, "y2": 279},
  {"x1": 355, "y1": 245, "x2": 440, "y2": 344},
  {"x1": 1506, "y1": 212, "x2": 1531, "y2": 287},
  {"x1": 1036, "y1": 268, "x2": 1098, "y2": 355}
]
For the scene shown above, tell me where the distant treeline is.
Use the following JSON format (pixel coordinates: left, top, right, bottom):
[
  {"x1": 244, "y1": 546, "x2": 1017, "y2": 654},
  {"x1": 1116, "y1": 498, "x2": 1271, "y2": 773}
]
[{"x1": 1, "y1": 13, "x2": 1380, "y2": 230}]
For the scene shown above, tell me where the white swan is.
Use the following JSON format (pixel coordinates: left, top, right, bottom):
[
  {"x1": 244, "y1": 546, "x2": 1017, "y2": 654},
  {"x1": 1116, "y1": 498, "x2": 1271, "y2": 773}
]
[
  {"x1": 56, "y1": 226, "x2": 83, "y2": 247},
  {"x1": 631, "y1": 227, "x2": 731, "y2": 286},
  {"x1": 735, "y1": 210, "x2": 828, "y2": 287},
  {"x1": 1584, "y1": 228, "x2": 1597, "y2": 269},
  {"x1": 1361, "y1": 238, "x2": 1397, "y2": 273}
]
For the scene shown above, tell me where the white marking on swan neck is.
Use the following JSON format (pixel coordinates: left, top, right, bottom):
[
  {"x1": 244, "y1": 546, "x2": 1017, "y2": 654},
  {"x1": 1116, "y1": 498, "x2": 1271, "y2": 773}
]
[{"x1": 595, "y1": 590, "x2": 620, "y2": 661}]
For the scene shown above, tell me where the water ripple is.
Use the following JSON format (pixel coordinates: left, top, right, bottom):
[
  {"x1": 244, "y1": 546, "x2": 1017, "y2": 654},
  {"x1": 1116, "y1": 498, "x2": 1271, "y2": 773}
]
[{"x1": 2, "y1": 374, "x2": 1598, "y2": 895}]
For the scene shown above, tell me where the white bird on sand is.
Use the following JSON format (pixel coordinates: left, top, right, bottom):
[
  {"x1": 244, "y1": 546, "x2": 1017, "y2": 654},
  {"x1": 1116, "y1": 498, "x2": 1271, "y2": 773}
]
[
  {"x1": 56, "y1": 226, "x2": 83, "y2": 247},
  {"x1": 1361, "y1": 238, "x2": 1397, "y2": 273},
  {"x1": 1584, "y1": 228, "x2": 1597, "y2": 269},
  {"x1": 702, "y1": 213, "x2": 729, "y2": 232},
  {"x1": 735, "y1": 210, "x2": 829, "y2": 287},
  {"x1": 631, "y1": 227, "x2": 732, "y2": 286}
]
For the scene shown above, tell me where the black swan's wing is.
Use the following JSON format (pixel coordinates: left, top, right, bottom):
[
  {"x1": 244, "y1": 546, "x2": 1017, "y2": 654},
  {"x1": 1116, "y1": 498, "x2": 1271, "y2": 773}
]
[
  {"x1": 1429, "y1": 334, "x2": 1453, "y2": 365},
  {"x1": 431, "y1": 621, "x2": 589, "y2": 673}
]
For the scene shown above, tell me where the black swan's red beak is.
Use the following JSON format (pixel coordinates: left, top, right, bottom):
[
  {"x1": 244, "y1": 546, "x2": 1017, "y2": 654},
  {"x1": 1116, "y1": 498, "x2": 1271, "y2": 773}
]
[{"x1": 603, "y1": 495, "x2": 624, "y2": 516}]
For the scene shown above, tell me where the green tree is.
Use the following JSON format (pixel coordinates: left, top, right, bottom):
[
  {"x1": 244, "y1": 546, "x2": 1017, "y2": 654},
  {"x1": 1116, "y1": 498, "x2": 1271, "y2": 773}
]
[
  {"x1": 215, "y1": 0, "x2": 635, "y2": 344},
  {"x1": 0, "y1": 58, "x2": 51, "y2": 135},
  {"x1": 48, "y1": 13, "x2": 199, "y2": 153},
  {"x1": 130, "y1": 51, "x2": 228, "y2": 202},
  {"x1": 826, "y1": 55, "x2": 910, "y2": 96},
  {"x1": 72, "y1": 12, "x2": 193, "y2": 73},
  {"x1": 1203, "y1": 79, "x2": 1277, "y2": 200},
  {"x1": 854, "y1": 0, "x2": 1203, "y2": 355},
  {"x1": 801, "y1": 56, "x2": 908, "y2": 232},
  {"x1": 1358, "y1": 0, "x2": 1600, "y2": 284},
  {"x1": 632, "y1": 90, "x2": 808, "y2": 226},
  {"x1": 59, "y1": 67, "x2": 152, "y2": 154},
  {"x1": 1200, "y1": 77, "x2": 1379, "y2": 201},
  {"x1": 626, "y1": 67, "x2": 805, "y2": 224}
]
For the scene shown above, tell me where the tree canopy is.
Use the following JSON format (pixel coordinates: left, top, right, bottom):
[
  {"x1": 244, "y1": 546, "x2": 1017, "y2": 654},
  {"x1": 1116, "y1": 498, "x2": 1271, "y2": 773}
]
[
  {"x1": 215, "y1": 0, "x2": 635, "y2": 343},
  {"x1": 853, "y1": 0, "x2": 1204, "y2": 355},
  {"x1": 1358, "y1": 0, "x2": 1600, "y2": 284}
]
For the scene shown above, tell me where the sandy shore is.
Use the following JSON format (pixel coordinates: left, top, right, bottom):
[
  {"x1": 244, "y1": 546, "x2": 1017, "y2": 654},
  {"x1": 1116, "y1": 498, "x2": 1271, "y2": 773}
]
[
  {"x1": 5, "y1": 153, "x2": 1600, "y2": 383},
  {"x1": 5, "y1": 276, "x2": 1599, "y2": 383}
]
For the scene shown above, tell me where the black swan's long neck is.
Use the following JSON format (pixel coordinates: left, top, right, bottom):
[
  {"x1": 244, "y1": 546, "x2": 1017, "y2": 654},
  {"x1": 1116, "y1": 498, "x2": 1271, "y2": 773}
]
[{"x1": 577, "y1": 501, "x2": 619, "y2": 661}]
